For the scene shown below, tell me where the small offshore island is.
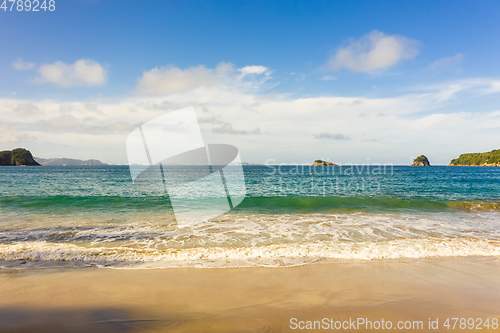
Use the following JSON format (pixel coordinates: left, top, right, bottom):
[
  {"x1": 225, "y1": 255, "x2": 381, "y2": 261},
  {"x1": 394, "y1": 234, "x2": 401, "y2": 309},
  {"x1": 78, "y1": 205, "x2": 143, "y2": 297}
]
[
  {"x1": 0, "y1": 148, "x2": 40, "y2": 166},
  {"x1": 312, "y1": 159, "x2": 339, "y2": 166},
  {"x1": 411, "y1": 155, "x2": 431, "y2": 166},
  {"x1": 449, "y1": 149, "x2": 500, "y2": 166}
]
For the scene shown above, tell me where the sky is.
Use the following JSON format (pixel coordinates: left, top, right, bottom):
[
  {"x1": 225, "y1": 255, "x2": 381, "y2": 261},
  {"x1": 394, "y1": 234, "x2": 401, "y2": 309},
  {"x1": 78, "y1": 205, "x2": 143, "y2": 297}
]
[{"x1": 1, "y1": 0, "x2": 500, "y2": 165}]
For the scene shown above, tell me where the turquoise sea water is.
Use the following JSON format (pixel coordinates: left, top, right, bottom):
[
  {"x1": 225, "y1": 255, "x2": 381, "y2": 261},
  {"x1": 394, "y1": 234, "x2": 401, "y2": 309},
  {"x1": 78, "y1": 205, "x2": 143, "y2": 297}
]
[{"x1": 0, "y1": 165, "x2": 499, "y2": 268}]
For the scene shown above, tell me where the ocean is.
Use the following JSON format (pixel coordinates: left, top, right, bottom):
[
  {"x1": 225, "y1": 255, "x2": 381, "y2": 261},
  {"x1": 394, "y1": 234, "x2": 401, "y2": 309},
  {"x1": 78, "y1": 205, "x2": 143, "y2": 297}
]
[{"x1": 0, "y1": 165, "x2": 499, "y2": 269}]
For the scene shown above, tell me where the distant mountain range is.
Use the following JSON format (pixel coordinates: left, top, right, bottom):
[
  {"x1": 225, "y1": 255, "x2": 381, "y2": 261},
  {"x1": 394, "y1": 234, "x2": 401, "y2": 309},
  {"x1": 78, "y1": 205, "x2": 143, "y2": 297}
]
[{"x1": 34, "y1": 157, "x2": 108, "y2": 166}]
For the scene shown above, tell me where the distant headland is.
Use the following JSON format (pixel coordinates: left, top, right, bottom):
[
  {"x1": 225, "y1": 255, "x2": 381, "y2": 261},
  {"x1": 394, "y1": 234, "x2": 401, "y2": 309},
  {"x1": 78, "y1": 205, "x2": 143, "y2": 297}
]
[
  {"x1": 35, "y1": 157, "x2": 108, "y2": 166},
  {"x1": 0, "y1": 148, "x2": 108, "y2": 166},
  {"x1": 449, "y1": 149, "x2": 500, "y2": 167},
  {"x1": 0, "y1": 148, "x2": 40, "y2": 166}
]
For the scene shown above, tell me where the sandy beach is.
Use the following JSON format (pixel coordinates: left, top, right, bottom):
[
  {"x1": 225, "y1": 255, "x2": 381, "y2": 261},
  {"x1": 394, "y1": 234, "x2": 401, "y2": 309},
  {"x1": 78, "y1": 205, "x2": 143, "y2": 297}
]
[
  {"x1": 0, "y1": 258, "x2": 499, "y2": 332},
  {"x1": 3, "y1": 0, "x2": 500, "y2": 332}
]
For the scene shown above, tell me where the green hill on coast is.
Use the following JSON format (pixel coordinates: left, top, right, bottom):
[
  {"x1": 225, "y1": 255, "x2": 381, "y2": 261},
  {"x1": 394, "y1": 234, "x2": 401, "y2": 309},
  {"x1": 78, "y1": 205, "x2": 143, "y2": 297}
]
[
  {"x1": 449, "y1": 149, "x2": 500, "y2": 166},
  {"x1": 0, "y1": 148, "x2": 40, "y2": 166}
]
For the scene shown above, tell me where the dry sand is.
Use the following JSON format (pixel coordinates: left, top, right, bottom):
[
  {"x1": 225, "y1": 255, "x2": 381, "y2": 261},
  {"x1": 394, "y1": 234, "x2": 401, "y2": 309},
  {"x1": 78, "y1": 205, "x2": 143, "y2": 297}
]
[{"x1": 0, "y1": 258, "x2": 499, "y2": 332}]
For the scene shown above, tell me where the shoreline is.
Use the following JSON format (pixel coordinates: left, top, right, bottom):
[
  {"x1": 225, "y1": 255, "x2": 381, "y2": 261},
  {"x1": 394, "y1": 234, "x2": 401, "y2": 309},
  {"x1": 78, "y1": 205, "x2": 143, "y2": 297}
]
[
  {"x1": 0, "y1": 257, "x2": 499, "y2": 332},
  {"x1": 448, "y1": 164, "x2": 500, "y2": 167},
  {"x1": 1, "y1": 238, "x2": 500, "y2": 269}
]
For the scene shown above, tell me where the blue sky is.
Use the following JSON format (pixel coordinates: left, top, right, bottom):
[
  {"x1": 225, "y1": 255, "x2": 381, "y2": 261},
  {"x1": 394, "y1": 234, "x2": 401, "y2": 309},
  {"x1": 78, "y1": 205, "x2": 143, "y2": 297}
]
[{"x1": 1, "y1": 0, "x2": 500, "y2": 164}]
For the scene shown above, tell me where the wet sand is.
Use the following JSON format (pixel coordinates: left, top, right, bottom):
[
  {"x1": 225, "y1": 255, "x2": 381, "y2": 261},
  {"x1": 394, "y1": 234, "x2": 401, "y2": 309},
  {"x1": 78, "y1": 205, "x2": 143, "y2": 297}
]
[{"x1": 0, "y1": 258, "x2": 499, "y2": 332}]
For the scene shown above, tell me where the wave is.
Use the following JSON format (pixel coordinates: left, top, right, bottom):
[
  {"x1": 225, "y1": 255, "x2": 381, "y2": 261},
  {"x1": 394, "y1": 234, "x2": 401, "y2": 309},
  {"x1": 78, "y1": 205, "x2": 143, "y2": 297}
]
[
  {"x1": 448, "y1": 201, "x2": 500, "y2": 211},
  {"x1": 0, "y1": 195, "x2": 173, "y2": 213},
  {"x1": 235, "y1": 196, "x2": 500, "y2": 213},
  {"x1": 0, "y1": 238, "x2": 499, "y2": 269},
  {"x1": 1, "y1": 195, "x2": 500, "y2": 215}
]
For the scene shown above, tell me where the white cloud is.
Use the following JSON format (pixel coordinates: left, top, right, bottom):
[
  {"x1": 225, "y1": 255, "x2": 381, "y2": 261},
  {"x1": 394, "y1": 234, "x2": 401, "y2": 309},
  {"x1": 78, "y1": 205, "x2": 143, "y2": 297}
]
[
  {"x1": 428, "y1": 53, "x2": 463, "y2": 70},
  {"x1": 414, "y1": 78, "x2": 500, "y2": 102},
  {"x1": 0, "y1": 125, "x2": 36, "y2": 143},
  {"x1": 2, "y1": 64, "x2": 500, "y2": 165},
  {"x1": 135, "y1": 65, "x2": 221, "y2": 95},
  {"x1": 314, "y1": 132, "x2": 350, "y2": 140},
  {"x1": 212, "y1": 122, "x2": 262, "y2": 135},
  {"x1": 13, "y1": 103, "x2": 41, "y2": 115},
  {"x1": 487, "y1": 80, "x2": 500, "y2": 94},
  {"x1": 36, "y1": 114, "x2": 134, "y2": 134},
  {"x1": 239, "y1": 65, "x2": 269, "y2": 77},
  {"x1": 135, "y1": 62, "x2": 272, "y2": 95},
  {"x1": 13, "y1": 58, "x2": 35, "y2": 71},
  {"x1": 36, "y1": 59, "x2": 107, "y2": 87},
  {"x1": 327, "y1": 30, "x2": 419, "y2": 73}
]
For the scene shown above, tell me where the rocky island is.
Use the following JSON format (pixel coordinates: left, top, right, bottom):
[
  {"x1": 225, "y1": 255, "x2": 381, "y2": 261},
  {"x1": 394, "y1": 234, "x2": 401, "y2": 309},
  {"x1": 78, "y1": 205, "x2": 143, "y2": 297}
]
[
  {"x1": 411, "y1": 155, "x2": 431, "y2": 166},
  {"x1": 0, "y1": 148, "x2": 40, "y2": 166},
  {"x1": 312, "y1": 159, "x2": 339, "y2": 166},
  {"x1": 449, "y1": 149, "x2": 500, "y2": 166}
]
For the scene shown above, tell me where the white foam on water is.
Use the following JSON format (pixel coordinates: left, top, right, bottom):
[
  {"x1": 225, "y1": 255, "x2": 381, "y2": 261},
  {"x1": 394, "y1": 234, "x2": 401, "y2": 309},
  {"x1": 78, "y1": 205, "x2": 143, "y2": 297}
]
[
  {"x1": 0, "y1": 237, "x2": 499, "y2": 269},
  {"x1": 2, "y1": 211, "x2": 500, "y2": 247},
  {"x1": 1, "y1": 211, "x2": 499, "y2": 269}
]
